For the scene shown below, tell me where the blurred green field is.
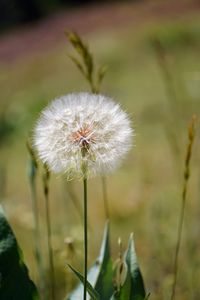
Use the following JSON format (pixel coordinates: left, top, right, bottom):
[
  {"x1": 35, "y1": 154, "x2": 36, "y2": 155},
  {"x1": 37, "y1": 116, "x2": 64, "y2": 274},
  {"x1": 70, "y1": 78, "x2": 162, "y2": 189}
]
[{"x1": 0, "y1": 7, "x2": 200, "y2": 300}]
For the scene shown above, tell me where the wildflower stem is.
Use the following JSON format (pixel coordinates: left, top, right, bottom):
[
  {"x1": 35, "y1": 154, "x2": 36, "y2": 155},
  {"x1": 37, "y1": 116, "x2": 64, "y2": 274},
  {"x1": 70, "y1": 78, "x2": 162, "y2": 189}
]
[
  {"x1": 83, "y1": 177, "x2": 88, "y2": 300},
  {"x1": 171, "y1": 116, "x2": 196, "y2": 300},
  {"x1": 102, "y1": 176, "x2": 110, "y2": 220},
  {"x1": 43, "y1": 167, "x2": 56, "y2": 300}
]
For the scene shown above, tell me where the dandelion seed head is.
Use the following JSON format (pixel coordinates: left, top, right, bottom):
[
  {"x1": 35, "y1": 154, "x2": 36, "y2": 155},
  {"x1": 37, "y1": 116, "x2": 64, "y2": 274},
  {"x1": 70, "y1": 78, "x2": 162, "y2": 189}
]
[{"x1": 33, "y1": 93, "x2": 133, "y2": 179}]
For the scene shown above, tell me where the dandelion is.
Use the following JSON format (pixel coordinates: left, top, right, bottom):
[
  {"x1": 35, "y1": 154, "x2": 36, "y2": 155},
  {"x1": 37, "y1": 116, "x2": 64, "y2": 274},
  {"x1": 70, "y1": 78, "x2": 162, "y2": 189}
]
[
  {"x1": 34, "y1": 92, "x2": 132, "y2": 178},
  {"x1": 33, "y1": 92, "x2": 133, "y2": 300}
]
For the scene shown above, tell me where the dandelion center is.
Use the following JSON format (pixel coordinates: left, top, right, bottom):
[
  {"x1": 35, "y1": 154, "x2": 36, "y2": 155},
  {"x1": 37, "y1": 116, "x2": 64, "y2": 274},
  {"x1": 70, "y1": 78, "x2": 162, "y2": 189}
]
[{"x1": 71, "y1": 126, "x2": 96, "y2": 150}]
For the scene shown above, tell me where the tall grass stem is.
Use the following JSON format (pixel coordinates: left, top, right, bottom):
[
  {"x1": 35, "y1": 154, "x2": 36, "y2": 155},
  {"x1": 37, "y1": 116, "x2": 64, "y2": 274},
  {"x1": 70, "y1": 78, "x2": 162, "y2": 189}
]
[
  {"x1": 27, "y1": 142, "x2": 46, "y2": 299},
  {"x1": 171, "y1": 116, "x2": 196, "y2": 300},
  {"x1": 29, "y1": 162, "x2": 46, "y2": 298},
  {"x1": 43, "y1": 167, "x2": 56, "y2": 300}
]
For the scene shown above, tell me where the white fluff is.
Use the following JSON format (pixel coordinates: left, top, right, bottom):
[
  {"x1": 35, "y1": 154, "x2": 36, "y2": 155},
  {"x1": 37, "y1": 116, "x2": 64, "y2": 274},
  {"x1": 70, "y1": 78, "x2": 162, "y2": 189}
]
[{"x1": 33, "y1": 93, "x2": 133, "y2": 178}]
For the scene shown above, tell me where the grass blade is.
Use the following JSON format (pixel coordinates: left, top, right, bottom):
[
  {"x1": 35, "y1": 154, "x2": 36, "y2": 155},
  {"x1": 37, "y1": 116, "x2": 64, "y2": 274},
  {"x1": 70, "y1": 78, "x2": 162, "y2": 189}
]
[{"x1": 67, "y1": 264, "x2": 100, "y2": 300}]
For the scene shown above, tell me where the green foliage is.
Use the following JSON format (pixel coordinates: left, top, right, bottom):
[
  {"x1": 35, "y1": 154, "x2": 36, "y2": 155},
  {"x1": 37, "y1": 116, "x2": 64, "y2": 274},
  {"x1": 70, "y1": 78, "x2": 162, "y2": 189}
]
[
  {"x1": 111, "y1": 234, "x2": 146, "y2": 300},
  {"x1": 66, "y1": 224, "x2": 147, "y2": 300},
  {"x1": 93, "y1": 222, "x2": 113, "y2": 299},
  {"x1": 0, "y1": 206, "x2": 39, "y2": 300},
  {"x1": 67, "y1": 264, "x2": 100, "y2": 300},
  {"x1": 125, "y1": 234, "x2": 146, "y2": 300},
  {"x1": 66, "y1": 222, "x2": 113, "y2": 300}
]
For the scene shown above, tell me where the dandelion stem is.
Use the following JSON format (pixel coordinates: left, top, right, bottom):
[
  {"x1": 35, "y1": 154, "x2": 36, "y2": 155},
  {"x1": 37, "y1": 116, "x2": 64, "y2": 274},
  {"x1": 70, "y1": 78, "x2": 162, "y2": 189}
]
[
  {"x1": 171, "y1": 116, "x2": 196, "y2": 300},
  {"x1": 43, "y1": 167, "x2": 56, "y2": 300},
  {"x1": 83, "y1": 177, "x2": 88, "y2": 300},
  {"x1": 102, "y1": 176, "x2": 110, "y2": 220}
]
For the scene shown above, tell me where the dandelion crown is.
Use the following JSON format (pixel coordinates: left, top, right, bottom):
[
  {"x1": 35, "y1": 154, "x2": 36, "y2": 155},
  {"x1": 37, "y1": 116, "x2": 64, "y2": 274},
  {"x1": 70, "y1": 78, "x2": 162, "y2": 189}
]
[{"x1": 34, "y1": 92, "x2": 132, "y2": 178}]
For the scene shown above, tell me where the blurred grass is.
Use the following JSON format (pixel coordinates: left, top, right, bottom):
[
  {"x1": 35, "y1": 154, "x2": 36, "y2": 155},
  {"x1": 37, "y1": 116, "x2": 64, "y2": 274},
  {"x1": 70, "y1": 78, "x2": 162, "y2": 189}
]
[{"x1": 0, "y1": 10, "x2": 200, "y2": 300}]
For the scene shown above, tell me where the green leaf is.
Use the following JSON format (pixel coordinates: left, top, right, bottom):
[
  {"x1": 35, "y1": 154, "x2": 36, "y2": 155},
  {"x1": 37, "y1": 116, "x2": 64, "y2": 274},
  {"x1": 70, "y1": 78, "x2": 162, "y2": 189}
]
[
  {"x1": 0, "y1": 206, "x2": 39, "y2": 300},
  {"x1": 66, "y1": 222, "x2": 113, "y2": 300},
  {"x1": 125, "y1": 234, "x2": 146, "y2": 300},
  {"x1": 67, "y1": 264, "x2": 99, "y2": 300},
  {"x1": 94, "y1": 221, "x2": 113, "y2": 299}
]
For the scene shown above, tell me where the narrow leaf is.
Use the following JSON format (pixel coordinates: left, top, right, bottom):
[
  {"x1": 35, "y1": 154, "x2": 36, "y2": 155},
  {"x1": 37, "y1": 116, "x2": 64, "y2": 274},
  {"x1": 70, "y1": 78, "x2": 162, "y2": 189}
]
[
  {"x1": 67, "y1": 264, "x2": 99, "y2": 300},
  {"x1": 0, "y1": 206, "x2": 39, "y2": 300},
  {"x1": 66, "y1": 222, "x2": 113, "y2": 300},
  {"x1": 125, "y1": 234, "x2": 146, "y2": 300},
  {"x1": 94, "y1": 221, "x2": 113, "y2": 299}
]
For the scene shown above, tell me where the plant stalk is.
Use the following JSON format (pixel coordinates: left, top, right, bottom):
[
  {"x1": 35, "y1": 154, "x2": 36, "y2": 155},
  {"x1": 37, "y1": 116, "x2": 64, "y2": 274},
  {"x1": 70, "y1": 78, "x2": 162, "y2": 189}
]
[
  {"x1": 83, "y1": 177, "x2": 88, "y2": 300},
  {"x1": 30, "y1": 163, "x2": 46, "y2": 298},
  {"x1": 27, "y1": 141, "x2": 46, "y2": 299},
  {"x1": 171, "y1": 116, "x2": 196, "y2": 300},
  {"x1": 43, "y1": 167, "x2": 56, "y2": 300}
]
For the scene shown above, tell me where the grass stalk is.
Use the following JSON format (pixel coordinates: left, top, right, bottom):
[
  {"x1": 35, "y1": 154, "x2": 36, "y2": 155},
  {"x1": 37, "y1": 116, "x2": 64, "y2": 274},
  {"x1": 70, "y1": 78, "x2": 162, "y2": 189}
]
[
  {"x1": 27, "y1": 142, "x2": 46, "y2": 299},
  {"x1": 171, "y1": 116, "x2": 196, "y2": 300},
  {"x1": 83, "y1": 177, "x2": 88, "y2": 300},
  {"x1": 43, "y1": 166, "x2": 56, "y2": 300}
]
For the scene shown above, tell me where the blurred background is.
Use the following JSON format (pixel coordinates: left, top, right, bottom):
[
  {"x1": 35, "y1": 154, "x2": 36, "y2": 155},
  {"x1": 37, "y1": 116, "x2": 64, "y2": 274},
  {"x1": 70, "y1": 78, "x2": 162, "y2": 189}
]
[{"x1": 0, "y1": 0, "x2": 200, "y2": 299}]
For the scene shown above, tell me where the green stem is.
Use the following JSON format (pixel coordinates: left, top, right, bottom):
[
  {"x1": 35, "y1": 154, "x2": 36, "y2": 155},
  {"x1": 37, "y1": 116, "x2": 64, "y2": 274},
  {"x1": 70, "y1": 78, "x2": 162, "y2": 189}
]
[
  {"x1": 102, "y1": 177, "x2": 109, "y2": 220},
  {"x1": 30, "y1": 168, "x2": 46, "y2": 298},
  {"x1": 171, "y1": 117, "x2": 195, "y2": 300},
  {"x1": 83, "y1": 177, "x2": 88, "y2": 300},
  {"x1": 170, "y1": 187, "x2": 186, "y2": 300},
  {"x1": 27, "y1": 141, "x2": 47, "y2": 299},
  {"x1": 43, "y1": 171, "x2": 56, "y2": 300}
]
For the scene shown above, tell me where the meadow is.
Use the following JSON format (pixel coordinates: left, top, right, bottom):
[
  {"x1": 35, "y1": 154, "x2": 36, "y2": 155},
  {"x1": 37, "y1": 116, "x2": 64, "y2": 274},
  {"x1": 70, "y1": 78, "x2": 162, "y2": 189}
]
[{"x1": 0, "y1": 4, "x2": 200, "y2": 300}]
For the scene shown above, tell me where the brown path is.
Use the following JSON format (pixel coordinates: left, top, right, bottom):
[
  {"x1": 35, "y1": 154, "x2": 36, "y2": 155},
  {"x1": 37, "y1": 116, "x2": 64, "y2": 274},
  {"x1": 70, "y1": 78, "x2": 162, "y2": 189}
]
[{"x1": 0, "y1": 0, "x2": 199, "y2": 63}]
